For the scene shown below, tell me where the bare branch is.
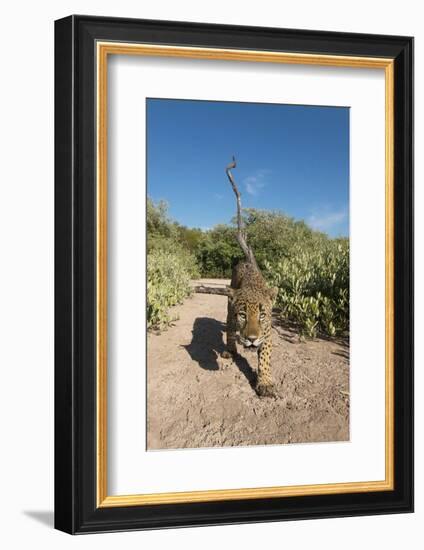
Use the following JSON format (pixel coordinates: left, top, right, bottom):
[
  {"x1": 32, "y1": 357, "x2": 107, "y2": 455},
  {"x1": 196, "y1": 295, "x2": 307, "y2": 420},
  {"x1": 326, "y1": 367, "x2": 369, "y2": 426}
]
[{"x1": 225, "y1": 156, "x2": 258, "y2": 267}]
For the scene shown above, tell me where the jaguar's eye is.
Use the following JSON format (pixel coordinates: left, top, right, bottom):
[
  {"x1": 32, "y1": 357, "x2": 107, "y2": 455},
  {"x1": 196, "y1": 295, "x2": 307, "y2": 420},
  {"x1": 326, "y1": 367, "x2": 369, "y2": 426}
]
[
  {"x1": 238, "y1": 312, "x2": 246, "y2": 320},
  {"x1": 259, "y1": 312, "x2": 266, "y2": 321}
]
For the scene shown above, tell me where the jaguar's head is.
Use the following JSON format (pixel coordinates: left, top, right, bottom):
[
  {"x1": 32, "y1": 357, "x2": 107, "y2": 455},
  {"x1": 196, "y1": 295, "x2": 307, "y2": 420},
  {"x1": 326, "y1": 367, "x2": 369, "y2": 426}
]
[{"x1": 228, "y1": 287, "x2": 278, "y2": 349}]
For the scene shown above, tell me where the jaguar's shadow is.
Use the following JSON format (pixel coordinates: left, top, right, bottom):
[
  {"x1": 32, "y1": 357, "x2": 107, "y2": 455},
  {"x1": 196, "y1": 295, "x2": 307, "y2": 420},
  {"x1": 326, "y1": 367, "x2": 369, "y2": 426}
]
[{"x1": 183, "y1": 317, "x2": 256, "y2": 387}]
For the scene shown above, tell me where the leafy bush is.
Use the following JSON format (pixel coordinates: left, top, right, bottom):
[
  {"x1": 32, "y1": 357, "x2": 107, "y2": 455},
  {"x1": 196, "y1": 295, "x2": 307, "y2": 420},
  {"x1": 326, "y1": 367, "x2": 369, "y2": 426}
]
[
  {"x1": 195, "y1": 225, "x2": 243, "y2": 278},
  {"x1": 243, "y1": 209, "x2": 325, "y2": 268},
  {"x1": 147, "y1": 198, "x2": 179, "y2": 253},
  {"x1": 146, "y1": 198, "x2": 349, "y2": 339},
  {"x1": 195, "y1": 209, "x2": 329, "y2": 278},
  {"x1": 147, "y1": 199, "x2": 199, "y2": 328},
  {"x1": 147, "y1": 246, "x2": 199, "y2": 328},
  {"x1": 265, "y1": 239, "x2": 349, "y2": 338}
]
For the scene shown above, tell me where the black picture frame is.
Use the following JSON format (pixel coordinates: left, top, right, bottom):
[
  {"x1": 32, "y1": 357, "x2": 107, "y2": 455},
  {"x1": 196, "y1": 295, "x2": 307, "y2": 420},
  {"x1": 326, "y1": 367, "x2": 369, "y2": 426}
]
[{"x1": 55, "y1": 14, "x2": 414, "y2": 534}]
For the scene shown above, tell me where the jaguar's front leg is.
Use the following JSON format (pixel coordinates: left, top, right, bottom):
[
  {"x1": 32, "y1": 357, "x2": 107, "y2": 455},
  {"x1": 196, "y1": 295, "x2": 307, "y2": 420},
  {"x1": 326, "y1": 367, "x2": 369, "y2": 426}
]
[
  {"x1": 222, "y1": 298, "x2": 237, "y2": 359},
  {"x1": 255, "y1": 338, "x2": 275, "y2": 397}
]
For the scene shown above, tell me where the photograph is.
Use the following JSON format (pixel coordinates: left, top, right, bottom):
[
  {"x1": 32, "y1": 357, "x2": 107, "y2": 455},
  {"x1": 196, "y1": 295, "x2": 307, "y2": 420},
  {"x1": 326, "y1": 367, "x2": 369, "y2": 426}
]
[
  {"x1": 146, "y1": 98, "x2": 350, "y2": 450},
  {"x1": 51, "y1": 11, "x2": 413, "y2": 536}
]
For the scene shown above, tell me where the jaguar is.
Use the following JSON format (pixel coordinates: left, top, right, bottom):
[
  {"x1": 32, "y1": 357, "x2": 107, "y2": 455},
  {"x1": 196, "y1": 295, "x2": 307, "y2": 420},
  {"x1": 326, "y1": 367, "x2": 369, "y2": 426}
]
[{"x1": 222, "y1": 157, "x2": 278, "y2": 397}]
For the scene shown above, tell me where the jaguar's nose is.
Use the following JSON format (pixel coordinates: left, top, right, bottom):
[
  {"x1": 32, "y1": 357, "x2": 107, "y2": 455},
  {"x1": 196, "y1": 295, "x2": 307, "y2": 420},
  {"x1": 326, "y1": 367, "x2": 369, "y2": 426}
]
[{"x1": 247, "y1": 335, "x2": 258, "y2": 344}]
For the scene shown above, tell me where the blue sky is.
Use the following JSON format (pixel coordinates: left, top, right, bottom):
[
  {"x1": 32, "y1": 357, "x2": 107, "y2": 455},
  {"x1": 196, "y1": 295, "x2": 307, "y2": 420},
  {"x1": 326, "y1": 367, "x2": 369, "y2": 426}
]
[{"x1": 147, "y1": 98, "x2": 349, "y2": 237}]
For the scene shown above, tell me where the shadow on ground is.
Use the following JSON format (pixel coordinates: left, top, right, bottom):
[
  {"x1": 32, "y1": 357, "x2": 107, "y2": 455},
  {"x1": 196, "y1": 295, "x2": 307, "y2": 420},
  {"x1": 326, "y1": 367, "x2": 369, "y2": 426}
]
[{"x1": 183, "y1": 316, "x2": 256, "y2": 387}]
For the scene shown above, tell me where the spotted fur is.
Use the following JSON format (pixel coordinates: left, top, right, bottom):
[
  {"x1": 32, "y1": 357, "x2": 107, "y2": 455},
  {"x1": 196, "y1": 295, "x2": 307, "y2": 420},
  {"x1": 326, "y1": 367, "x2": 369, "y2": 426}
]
[{"x1": 223, "y1": 261, "x2": 278, "y2": 397}]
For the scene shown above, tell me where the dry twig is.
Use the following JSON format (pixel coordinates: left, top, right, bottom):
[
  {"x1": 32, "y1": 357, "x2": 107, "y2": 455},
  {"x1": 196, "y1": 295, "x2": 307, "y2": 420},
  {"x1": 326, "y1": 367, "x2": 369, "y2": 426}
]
[{"x1": 225, "y1": 156, "x2": 258, "y2": 268}]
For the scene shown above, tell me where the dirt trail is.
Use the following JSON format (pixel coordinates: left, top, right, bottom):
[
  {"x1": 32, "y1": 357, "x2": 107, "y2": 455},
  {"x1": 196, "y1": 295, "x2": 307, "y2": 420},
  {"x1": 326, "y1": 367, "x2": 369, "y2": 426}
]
[{"x1": 147, "y1": 279, "x2": 349, "y2": 450}]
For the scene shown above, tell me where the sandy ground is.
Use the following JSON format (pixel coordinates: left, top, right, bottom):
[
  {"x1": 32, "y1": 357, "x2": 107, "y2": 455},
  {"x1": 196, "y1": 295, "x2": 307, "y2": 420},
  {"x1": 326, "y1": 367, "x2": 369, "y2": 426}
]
[{"x1": 147, "y1": 279, "x2": 349, "y2": 450}]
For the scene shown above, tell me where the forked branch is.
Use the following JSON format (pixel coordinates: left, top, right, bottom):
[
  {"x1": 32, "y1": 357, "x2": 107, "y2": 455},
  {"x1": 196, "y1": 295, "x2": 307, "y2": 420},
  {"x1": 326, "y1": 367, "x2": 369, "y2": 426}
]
[{"x1": 225, "y1": 156, "x2": 258, "y2": 267}]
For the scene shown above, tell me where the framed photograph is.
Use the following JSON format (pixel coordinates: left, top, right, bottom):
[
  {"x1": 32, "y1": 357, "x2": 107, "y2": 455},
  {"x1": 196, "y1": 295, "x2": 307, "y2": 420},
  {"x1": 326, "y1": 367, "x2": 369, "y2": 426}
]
[{"x1": 54, "y1": 15, "x2": 413, "y2": 534}]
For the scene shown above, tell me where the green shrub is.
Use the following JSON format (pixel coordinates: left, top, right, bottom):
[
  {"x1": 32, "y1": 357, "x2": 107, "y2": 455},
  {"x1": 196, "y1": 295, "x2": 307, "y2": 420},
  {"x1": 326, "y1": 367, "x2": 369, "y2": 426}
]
[
  {"x1": 146, "y1": 198, "x2": 349, "y2": 339},
  {"x1": 195, "y1": 209, "x2": 330, "y2": 279},
  {"x1": 147, "y1": 198, "x2": 200, "y2": 328},
  {"x1": 243, "y1": 209, "x2": 325, "y2": 268},
  {"x1": 195, "y1": 225, "x2": 243, "y2": 278},
  {"x1": 265, "y1": 239, "x2": 349, "y2": 338},
  {"x1": 147, "y1": 246, "x2": 199, "y2": 329}
]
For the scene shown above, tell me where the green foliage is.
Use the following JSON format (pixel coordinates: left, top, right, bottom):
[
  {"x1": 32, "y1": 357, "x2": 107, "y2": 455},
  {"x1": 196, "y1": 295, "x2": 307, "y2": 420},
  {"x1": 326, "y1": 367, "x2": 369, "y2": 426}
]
[
  {"x1": 175, "y1": 225, "x2": 204, "y2": 253},
  {"x1": 147, "y1": 247, "x2": 198, "y2": 329},
  {"x1": 147, "y1": 198, "x2": 349, "y2": 338},
  {"x1": 147, "y1": 199, "x2": 199, "y2": 328},
  {"x1": 264, "y1": 239, "x2": 349, "y2": 338},
  {"x1": 147, "y1": 198, "x2": 178, "y2": 253},
  {"x1": 243, "y1": 209, "x2": 325, "y2": 268},
  {"x1": 195, "y1": 225, "x2": 243, "y2": 278},
  {"x1": 195, "y1": 209, "x2": 330, "y2": 278}
]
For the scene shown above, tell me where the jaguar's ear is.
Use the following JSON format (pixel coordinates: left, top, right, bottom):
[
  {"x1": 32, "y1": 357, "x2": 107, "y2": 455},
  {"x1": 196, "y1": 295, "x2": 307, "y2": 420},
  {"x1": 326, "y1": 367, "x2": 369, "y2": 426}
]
[
  {"x1": 269, "y1": 286, "x2": 278, "y2": 301},
  {"x1": 225, "y1": 286, "x2": 235, "y2": 300}
]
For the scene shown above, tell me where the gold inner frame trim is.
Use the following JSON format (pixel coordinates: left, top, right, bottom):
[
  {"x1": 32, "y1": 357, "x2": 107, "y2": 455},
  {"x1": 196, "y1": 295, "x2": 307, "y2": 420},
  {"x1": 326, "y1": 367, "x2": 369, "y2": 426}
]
[{"x1": 96, "y1": 42, "x2": 395, "y2": 508}]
